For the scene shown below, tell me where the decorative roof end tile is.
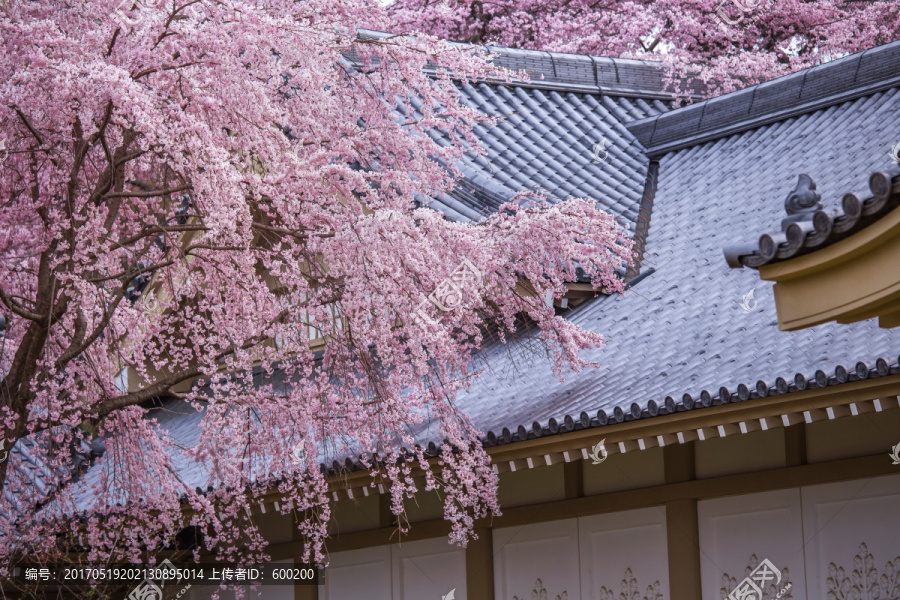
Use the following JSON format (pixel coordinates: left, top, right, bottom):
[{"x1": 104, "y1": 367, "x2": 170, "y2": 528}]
[
  {"x1": 724, "y1": 165, "x2": 900, "y2": 269},
  {"x1": 782, "y1": 174, "x2": 823, "y2": 230}
]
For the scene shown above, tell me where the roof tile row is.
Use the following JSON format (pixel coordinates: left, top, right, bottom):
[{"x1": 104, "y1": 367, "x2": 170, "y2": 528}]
[
  {"x1": 628, "y1": 40, "x2": 900, "y2": 155},
  {"x1": 725, "y1": 165, "x2": 900, "y2": 268}
]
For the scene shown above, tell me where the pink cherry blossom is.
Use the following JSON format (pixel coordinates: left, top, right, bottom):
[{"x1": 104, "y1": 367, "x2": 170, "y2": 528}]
[
  {"x1": 388, "y1": 0, "x2": 900, "y2": 97},
  {"x1": 0, "y1": 0, "x2": 631, "y2": 579}
]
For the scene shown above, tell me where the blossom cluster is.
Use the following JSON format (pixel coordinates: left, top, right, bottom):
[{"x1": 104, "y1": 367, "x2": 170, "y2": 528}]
[{"x1": 0, "y1": 0, "x2": 631, "y2": 581}]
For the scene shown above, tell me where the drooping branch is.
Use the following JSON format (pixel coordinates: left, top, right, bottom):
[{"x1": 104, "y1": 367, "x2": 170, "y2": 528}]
[
  {"x1": 13, "y1": 107, "x2": 45, "y2": 147},
  {"x1": 0, "y1": 285, "x2": 45, "y2": 322},
  {"x1": 0, "y1": 0, "x2": 633, "y2": 573},
  {"x1": 93, "y1": 307, "x2": 292, "y2": 420},
  {"x1": 102, "y1": 184, "x2": 192, "y2": 200}
]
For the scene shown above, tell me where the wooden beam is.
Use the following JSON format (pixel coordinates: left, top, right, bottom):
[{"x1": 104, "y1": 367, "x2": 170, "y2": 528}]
[
  {"x1": 738, "y1": 420, "x2": 762, "y2": 435},
  {"x1": 879, "y1": 306, "x2": 900, "y2": 328},
  {"x1": 262, "y1": 377, "x2": 900, "y2": 505},
  {"x1": 664, "y1": 442, "x2": 700, "y2": 600},
  {"x1": 716, "y1": 423, "x2": 741, "y2": 438},
  {"x1": 656, "y1": 433, "x2": 679, "y2": 447},
  {"x1": 827, "y1": 405, "x2": 853, "y2": 420},
  {"x1": 850, "y1": 400, "x2": 877, "y2": 416},
  {"x1": 466, "y1": 528, "x2": 494, "y2": 600},
  {"x1": 804, "y1": 408, "x2": 828, "y2": 423},
  {"x1": 379, "y1": 492, "x2": 394, "y2": 529},
  {"x1": 481, "y1": 374, "x2": 900, "y2": 466},
  {"x1": 266, "y1": 451, "x2": 896, "y2": 558},
  {"x1": 677, "y1": 430, "x2": 699, "y2": 444},
  {"x1": 294, "y1": 581, "x2": 319, "y2": 600},
  {"x1": 781, "y1": 412, "x2": 805, "y2": 427}
]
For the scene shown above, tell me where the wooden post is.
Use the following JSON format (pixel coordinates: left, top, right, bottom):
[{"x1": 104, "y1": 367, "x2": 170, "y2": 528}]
[
  {"x1": 664, "y1": 441, "x2": 695, "y2": 483},
  {"x1": 664, "y1": 443, "x2": 702, "y2": 600},
  {"x1": 466, "y1": 527, "x2": 494, "y2": 600},
  {"x1": 294, "y1": 581, "x2": 319, "y2": 600},
  {"x1": 665, "y1": 498, "x2": 702, "y2": 600}
]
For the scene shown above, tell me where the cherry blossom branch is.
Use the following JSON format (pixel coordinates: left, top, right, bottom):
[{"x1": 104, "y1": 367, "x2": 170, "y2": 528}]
[{"x1": 12, "y1": 107, "x2": 45, "y2": 147}]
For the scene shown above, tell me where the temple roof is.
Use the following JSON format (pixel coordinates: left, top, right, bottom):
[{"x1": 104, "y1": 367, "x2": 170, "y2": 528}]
[
  {"x1": 10, "y1": 37, "x2": 900, "y2": 503},
  {"x1": 454, "y1": 41, "x2": 900, "y2": 448}
]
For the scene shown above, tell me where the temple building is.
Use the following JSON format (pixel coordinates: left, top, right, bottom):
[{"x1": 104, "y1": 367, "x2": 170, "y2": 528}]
[
  {"x1": 301, "y1": 37, "x2": 900, "y2": 600},
  {"x1": 25, "y1": 35, "x2": 900, "y2": 600}
]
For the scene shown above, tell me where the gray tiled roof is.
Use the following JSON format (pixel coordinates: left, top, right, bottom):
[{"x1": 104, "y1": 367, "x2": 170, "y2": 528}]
[
  {"x1": 425, "y1": 84, "x2": 668, "y2": 224},
  {"x1": 627, "y1": 40, "x2": 900, "y2": 156},
  {"x1": 456, "y1": 80, "x2": 900, "y2": 441},
  {"x1": 356, "y1": 29, "x2": 701, "y2": 100},
  {"x1": 13, "y1": 41, "x2": 900, "y2": 504},
  {"x1": 353, "y1": 30, "x2": 672, "y2": 226},
  {"x1": 723, "y1": 166, "x2": 900, "y2": 269}
]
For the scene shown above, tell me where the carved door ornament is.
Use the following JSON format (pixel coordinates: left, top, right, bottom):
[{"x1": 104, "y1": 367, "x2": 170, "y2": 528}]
[
  {"x1": 598, "y1": 567, "x2": 664, "y2": 600},
  {"x1": 720, "y1": 554, "x2": 793, "y2": 600},
  {"x1": 826, "y1": 543, "x2": 900, "y2": 599},
  {"x1": 513, "y1": 578, "x2": 568, "y2": 600}
]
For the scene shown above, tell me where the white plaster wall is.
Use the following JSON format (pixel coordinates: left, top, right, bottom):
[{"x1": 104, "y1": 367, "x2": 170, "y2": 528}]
[
  {"x1": 802, "y1": 473, "x2": 900, "y2": 600},
  {"x1": 322, "y1": 546, "x2": 392, "y2": 600},
  {"x1": 494, "y1": 519, "x2": 580, "y2": 600},
  {"x1": 579, "y1": 507, "x2": 669, "y2": 600},
  {"x1": 391, "y1": 537, "x2": 466, "y2": 600},
  {"x1": 698, "y1": 488, "x2": 805, "y2": 600},
  {"x1": 321, "y1": 537, "x2": 465, "y2": 600}
]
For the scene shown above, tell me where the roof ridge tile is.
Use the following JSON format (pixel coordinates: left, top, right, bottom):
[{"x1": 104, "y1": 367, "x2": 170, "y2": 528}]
[
  {"x1": 628, "y1": 40, "x2": 900, "y2": 155},
  {"x1": 355, "y1": 29, "x2": 701, "y2": 99}
]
